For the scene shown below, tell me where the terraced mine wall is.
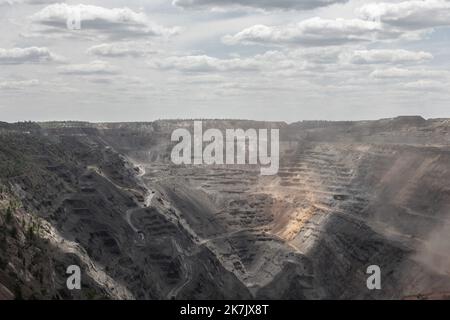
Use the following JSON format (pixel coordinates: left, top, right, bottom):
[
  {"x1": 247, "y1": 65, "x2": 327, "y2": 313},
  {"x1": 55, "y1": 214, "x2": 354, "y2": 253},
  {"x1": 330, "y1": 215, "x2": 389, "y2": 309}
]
[{"x1": 0, "y1": 117, "x2": 449, "y2": 299}]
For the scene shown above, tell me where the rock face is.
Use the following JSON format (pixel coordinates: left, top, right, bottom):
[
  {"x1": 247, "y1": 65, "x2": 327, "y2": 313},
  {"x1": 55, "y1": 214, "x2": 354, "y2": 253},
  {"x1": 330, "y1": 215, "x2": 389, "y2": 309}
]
[{"x1": 0, "y1": 117, "x2": 449, "y2": 300}]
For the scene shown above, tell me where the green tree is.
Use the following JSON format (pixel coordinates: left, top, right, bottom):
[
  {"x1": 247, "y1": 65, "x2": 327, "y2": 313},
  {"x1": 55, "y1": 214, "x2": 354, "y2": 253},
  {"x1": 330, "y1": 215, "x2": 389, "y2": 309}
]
[
  {"x1": 5, "y1": 206, "x2": 12, "y2": 224},
  {"x1": 14, "y1": 284, "x2": 23, "y2": 300},
  {"x1": 10, "y1": 226, "x2": 17, "y2": 239},
  {"x1": 27, "y1": 224, "x2": 34, "y2": 241}
]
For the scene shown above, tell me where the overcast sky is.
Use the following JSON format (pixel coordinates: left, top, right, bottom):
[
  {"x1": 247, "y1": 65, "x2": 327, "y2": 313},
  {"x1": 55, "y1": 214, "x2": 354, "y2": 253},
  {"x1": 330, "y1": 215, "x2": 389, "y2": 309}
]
[{"x1": 1, "y1": 0, "x2": 450, "y2": 122}]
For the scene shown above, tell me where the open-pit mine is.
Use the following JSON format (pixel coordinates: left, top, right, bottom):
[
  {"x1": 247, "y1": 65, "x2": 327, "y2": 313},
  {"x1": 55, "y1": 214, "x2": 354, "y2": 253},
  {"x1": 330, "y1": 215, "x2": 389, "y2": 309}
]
[{"x1": 0, "y1": 117, "x2": 449, "y2": 300}]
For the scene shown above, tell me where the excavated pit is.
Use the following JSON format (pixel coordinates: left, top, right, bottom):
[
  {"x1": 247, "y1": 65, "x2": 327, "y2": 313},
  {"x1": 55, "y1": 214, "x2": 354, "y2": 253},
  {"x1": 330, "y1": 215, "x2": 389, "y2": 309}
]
[{"x1": 1, "y1": 118, "x2": 450, "y2": 299}]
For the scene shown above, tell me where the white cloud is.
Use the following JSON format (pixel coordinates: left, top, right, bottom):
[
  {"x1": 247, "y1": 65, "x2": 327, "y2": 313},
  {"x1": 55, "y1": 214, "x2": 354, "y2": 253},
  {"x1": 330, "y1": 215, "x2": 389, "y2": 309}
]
[
  {"x1": 85, "y1": 75, "x2": 150, "y2": 88},
  {"x1": 359, "y1": 0, "x2": 450, "y2": 30},
  {"x1": 347, "y1": 49, "x2": 433, "y2": 64},
  {"x1": 149, "y1": 54, "x2": 263, "y2": 72},
  {"x1": 223, "y1": 17, "x2": 387, "y2": 46},
  {"x1": 59, "y1": 60, "x2": 119, "y2": 75},
  {"x1": 370, "y1": 67, "x2": 449, "y2": 79},
  {"x1": 173, "y1": 0, "x2": 348, "y2": 11},
  {"x1": 401, "y1": 79, "x2": 447, "y2": 91},
  {"x1": 87, "y1": 42, "x2": 158, "y2": 58},
  {"x1": 1, "y1": 0, "x2": 65, "y2": 4},
  {"x1": 0, "y1": 0, "x2": 19, "y2": 5},
  {"x1": 31, "y1": 4, "x2": 179, "y2": 40},
  {"x1": 148, "y1": 49, "x2": 331, "y2": 77},
  {"x1": 224, "y1": 1, "x2": 450, "y2": 48},
  {"x1": 0, "y1": 47, "x2": 62, "y2": 64},
  {"x1": 0, "y1": 79, "x2": 39, "y2": 90}
]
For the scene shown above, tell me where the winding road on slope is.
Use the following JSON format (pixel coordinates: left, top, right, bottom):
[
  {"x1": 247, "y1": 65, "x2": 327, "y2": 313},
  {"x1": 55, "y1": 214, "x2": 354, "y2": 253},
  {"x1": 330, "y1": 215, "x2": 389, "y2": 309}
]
[
  {"x1": 87, "y1": 163, "x2": 154, "y2": 244},
  {"x1": 167, "y1": 239, "x2": 193, "y2": 299},
  {"x1": 125, "y1": 164, "x2": 155, "y2": 244}
]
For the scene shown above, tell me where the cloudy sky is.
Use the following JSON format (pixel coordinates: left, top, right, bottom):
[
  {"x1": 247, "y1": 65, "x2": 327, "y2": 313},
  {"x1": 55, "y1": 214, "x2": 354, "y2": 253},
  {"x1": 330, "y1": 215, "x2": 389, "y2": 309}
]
[{"x1": 1, "y1": 0, "x2": 450, "y2": 122}]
